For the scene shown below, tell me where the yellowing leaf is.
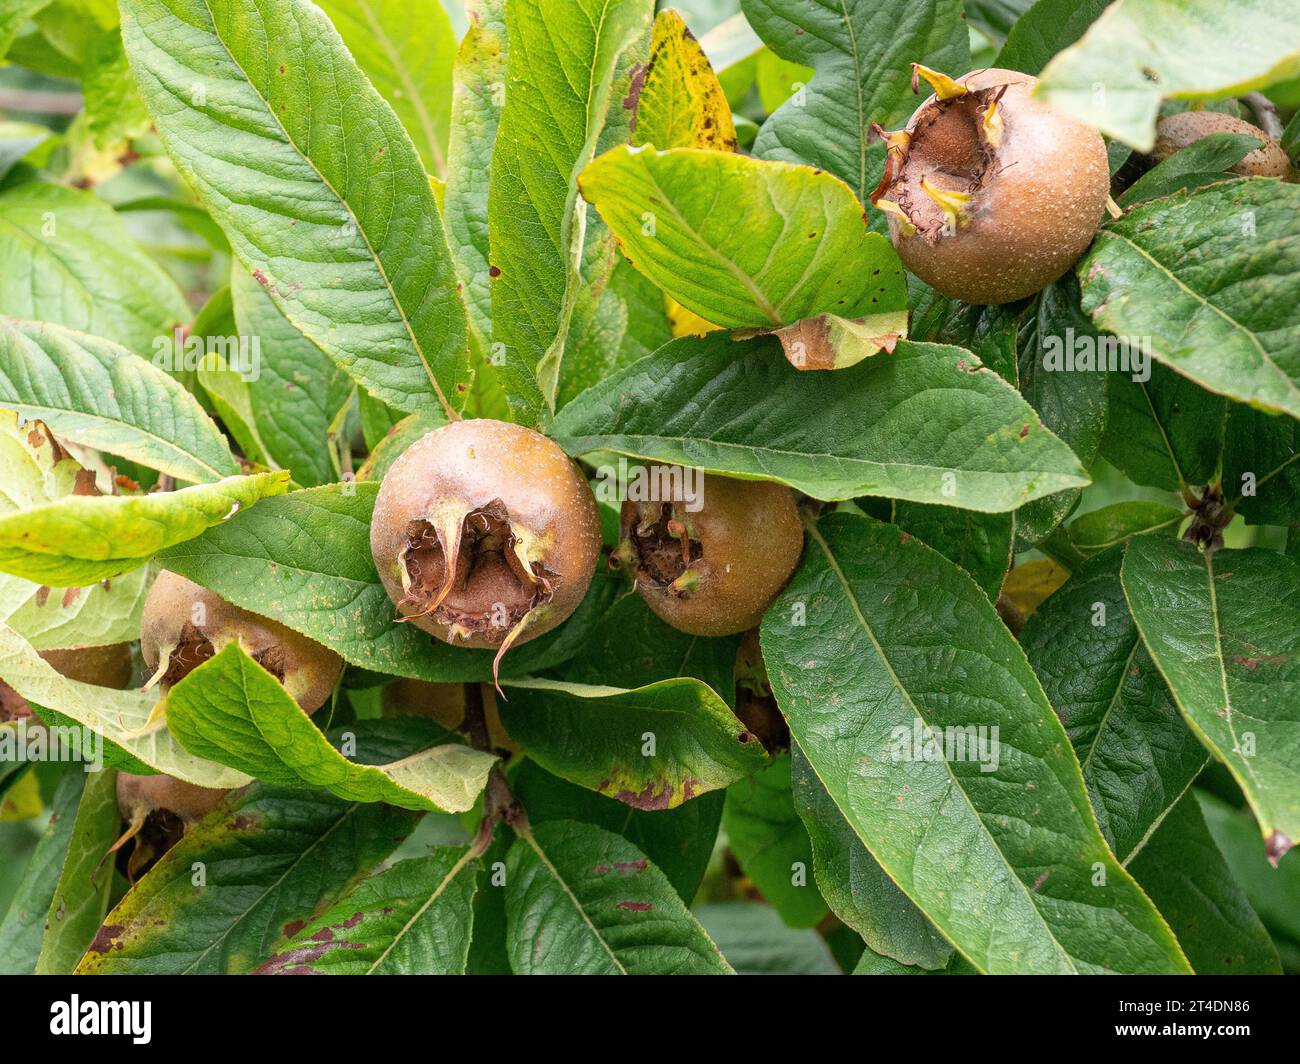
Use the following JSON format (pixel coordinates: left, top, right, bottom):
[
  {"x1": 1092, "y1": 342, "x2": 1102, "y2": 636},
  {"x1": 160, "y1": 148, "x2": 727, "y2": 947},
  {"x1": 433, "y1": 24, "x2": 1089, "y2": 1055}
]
[
  {"x1": 1002, "y1": 558, "x2": 1071, "y2": 616},
  {"x1": 634, "y1": 8, "x2": 737, "y2": 152},
  {"x1": 666, "y1": 294, "x2": 721, "y2": 337}
]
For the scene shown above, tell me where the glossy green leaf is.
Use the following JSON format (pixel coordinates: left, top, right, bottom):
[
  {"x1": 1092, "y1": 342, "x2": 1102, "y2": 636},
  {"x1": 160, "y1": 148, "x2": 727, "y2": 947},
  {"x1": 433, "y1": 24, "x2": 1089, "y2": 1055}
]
[
  {"x1": 119, "y1": 0, "x2": 469, "y2": 415},
  {"x1": 761, "y1": 512, "x2": 1191, "y2": 973},
  {"x1": 504, "y1": 819, "x2": 731, "y2": 974},
  {"x1": 256, "y1": 847, "x2": 480, "y2": 974},
  {"x1": 892, "y1": 502, "x2": 1012, "y2": 600},
  {"x1": 723, "y1": 754, "x2": 826, "y2": 928},
  {"x1": 1067, "y1": 501, "x2": 1184, "y2": 555},
  {"x1": 1080, "y1": 182, "x2": 1300, "y2": 420},
  {"x1": 551, "y1": 333, "x2": 1089, "y2": 511},
  {"x1": 77, "y1": 781, "x2": 417, "y2": 973},
  {"x1": 1021, "y1": 548, "x2": 1209, "y2": 865},
  {"x1": 0, "y1": 182, "x2": 187, "y2": 354},
  {"x1": 1122, "y1": 535, "x2": 1300, "y2": 862},
  {"x1": 166, "y1": 644, "x2": 495, "y2": 814},
  {"x1": 1224, "y1": 400, "x2": 1300, "y2": 525},
  {"x1": 742, "y1": 0, "x2": 968, "y2": 208},
  {"x1": 581, "y1": 145, "x2": 907, "y2": 329},
  {"x1": 1036, "y1": 0, "x2": 1300, "y2": 150},
  {"x1": 0, "y1": 471, "x2": 289, "y2": 586},
  {"x1": 488, "y1": 0, "x2": 653, "y2": 423},
  {"x1": 0, "y1": 317, "x2": 237, "y2": 483},
  {"x1": 994, "y1": 0, "x2": 1108, "y2": 75}
]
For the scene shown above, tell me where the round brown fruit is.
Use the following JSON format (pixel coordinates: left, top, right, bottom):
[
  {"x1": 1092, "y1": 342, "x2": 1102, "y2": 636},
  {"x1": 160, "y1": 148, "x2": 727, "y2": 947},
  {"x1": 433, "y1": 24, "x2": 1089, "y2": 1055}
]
[
  {"x1": 1153, "y1": 111, "x2": 1294, "y2": 180},
  {"x1": 620, "y1": 471, "x2": 803, "y2": 637},
  {"x1": 116, "y1": 772, "x2": 229, "y2": 828},
  {"x1": 0, "y1": 642, "x2": 133, "y2": 723},
  {"x1": 141, "y1": 570, "x2": 342, "y2": 714},
  {"x1": 370, "y1": 419, "x2": 602, "y2": 654},
  {"x1": 872, "y1": 65, "x2": 1110, "y2": 305}
]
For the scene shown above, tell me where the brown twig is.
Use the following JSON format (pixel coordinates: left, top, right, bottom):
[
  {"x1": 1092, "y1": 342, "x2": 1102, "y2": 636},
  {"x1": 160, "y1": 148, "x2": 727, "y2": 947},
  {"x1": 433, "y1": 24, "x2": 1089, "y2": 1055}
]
[
  {"x1": 1244, "y1": 92, "x2": 1285, "y2": 140},
  {"x1": 0, "y1": 89, "x2": 83, "y2": 116}
]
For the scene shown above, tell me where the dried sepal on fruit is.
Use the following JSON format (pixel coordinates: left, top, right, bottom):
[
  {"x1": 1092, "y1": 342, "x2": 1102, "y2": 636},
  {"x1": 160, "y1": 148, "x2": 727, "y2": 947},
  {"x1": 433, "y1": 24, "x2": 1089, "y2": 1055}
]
[
  {"x1": 110, "y1": 772, "x2": 231, "y2": 880},
  {"x1": 141, "y1": 570, "x2": 342, "y2": 714},
  {"x1": 618, "y1": 471, "x2": 803, "y2": 637},
  {"x1": 370, "y1": 420, "x2": 602, "y2": 674},
  {"x1": 871, "y1": 65, "x2": 1111, "y2": 305}
]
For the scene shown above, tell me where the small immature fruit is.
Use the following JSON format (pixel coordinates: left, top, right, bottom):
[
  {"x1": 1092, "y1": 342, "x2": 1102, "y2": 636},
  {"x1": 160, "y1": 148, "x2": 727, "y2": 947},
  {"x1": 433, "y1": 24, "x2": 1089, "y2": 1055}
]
[
  {"x1": 1154, "y1": 111, "x2": 1294, "y2": 180},
  {"x1": 370, "y1": 420, "x2": 602, "y2": 659},
  {"x1": 872, "y1": 65, "x2": 1110, "y2": 305},
  {"x1": 0, "y1": 643, "x2": 133, "y2": 723},
  {"x1": 620, "y1": 472, "x2": 803, "y2": 637},
  {"x1": 142, "y1": 570, "x2": 342, "y2": 714}
]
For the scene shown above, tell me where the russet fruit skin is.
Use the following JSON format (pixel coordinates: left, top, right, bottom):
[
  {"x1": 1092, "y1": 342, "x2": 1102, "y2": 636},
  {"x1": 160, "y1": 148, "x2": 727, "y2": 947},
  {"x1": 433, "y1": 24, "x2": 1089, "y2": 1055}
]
[
  {"x1": 141, "y1": 570, "x2": 342, "y2": 714},
  {"x1": 621, "y1": 472, "x2": 803, "y2": 637},
  {"x1": 1154, "y1": 111, "x2": 1295, "y2": 180},
  {"x1": 874, "y1": 67, "x2": 1110, "y2": 305},
  {"x1": 370, "y1": 419, "x2": 602, "y2": 651},
  {"x1": 0, "y1": 643, "x2": 133, "y2": 722},
  {"x1": 116, "y1": 772, "x2": 229, "y2": 827}
]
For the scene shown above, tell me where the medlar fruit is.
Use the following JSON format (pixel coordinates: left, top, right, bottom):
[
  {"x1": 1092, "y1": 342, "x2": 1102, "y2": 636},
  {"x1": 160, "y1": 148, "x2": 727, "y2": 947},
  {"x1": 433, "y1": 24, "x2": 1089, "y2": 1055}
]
[
  {"x1": 0, "y1": 643, "x2": 133, "y2": 723},
  {"x1": 370, "y1": 419, "x2": 602, "y2": 661},
  {"x1": 1154, "y1": 111, "x2": 1294, "y2": 180},
  {"x1": 871, "y1": 65, "x2": 1110, "y2": 304},
  {"x1": 116, "y1": 772, "x2": 229, "y2": 828},
  {"x1": 141, "y1": 570, "x2": 342, "y2": 714},
  {"x1": 619, "y1": 471, "x2": 803, "y2": 637}
]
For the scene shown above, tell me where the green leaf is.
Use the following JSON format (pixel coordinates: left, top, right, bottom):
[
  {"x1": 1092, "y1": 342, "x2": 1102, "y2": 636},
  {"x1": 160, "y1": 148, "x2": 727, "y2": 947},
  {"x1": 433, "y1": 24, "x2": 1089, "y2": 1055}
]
[
  {"x1": 1223, "y1": 400, "x2": 1300, "y2": 525},
  {"x1": 488, "y1": 0, "x2": 653, "y2": 423},
  {"x1": 76, "y1": 780, "x2": 417, "y2": 973},
  {"x1": 761, "y1": 512, "x2": 1192, "y2": 973},
  {"x1": 551, "y1": 333, "x2": 1089, "y2": 512},
  {"x1": 166, "y1": 644, "x2": 496, "y2": 814},
  {"x1": 511, "y1": 758, "x2": 722, "y2": 904},
  {"x1": 892, "y1": 502, "x2": 1012, "y2": 600},
  {"x1": 0, "y1": 182, "x2": 187, "y2": 354},
  {"x1": 119, "y1": 0, "x2": 469, "y2": 416},
  {"x1": 1122, "y1": 535, "x2": 1300, "y2": 862},
  {"x1": 1128, "y1": 792, "x2": 1281, "y2": 974},
  {"x1": 723, "y1": 754, "x2": 826, "y2": 928},
  {"x1": 156, "y1": 483, "x2": 617, "y2": 684},
  {"x1": 316, "y1": 0, "x2": 455, "y2": 178},
  {"x1": 0, "y1": 767, "x2": 82, "y2": 973},
  {"x1": 1080, "y1": 181, "x2": 1300, "y2": 420},
  {"x1": 256, "y1": 847, "x2": 480, "y2": 974},
  {"x1": 498, "y1": 675, "x2": 766, "y2": 810},
  {"x1": 2, "y1": 564, "x2": 150, "y2": 651},
  {"x1": 0, "y1": 471, "x2": 289, "y2": 586},
  {"x1": 0, "y1": 317, "x2": 237, "y2": 483},
  {"x1": 790, "y1": 739, "x2": 952, "y2": 968},
  {"x1": 1020, "y1": 548, "x2": 1209, "y2": 865},
  {"x1": 0, "y1": 620, "x2": 248, "y2": 787},
  {"x1": 742, "y1": 0, "x2": 969, "y2": 209},
  {"x1": 0, "y1": 1, "x2": 56, "y2": 60},
  {"x1": 81, "y1": 25, "x2": 151, "y2": 150},
  {"x1": 580, "y1": 145, "x2": 907, "y2": 330},
  {"x1": 694, "y1": 901, "x2": 840, "y2": 975},
  {"x1": 1036, "y1": 0, "x2": 1300, "y2": 150},
  {"x1": 994, "y1": 0, "x2": 1108, "y2": 75},
  {"x1": 1067, "y1": 500, "x2": 1184, "y2": 555},
  {"x1": 504, "y1": 819, "x2": 732, "y2": 974},
  {"x1": 35, "y1": 767, "x2": 120, "y2": 973},
  {"x1": 1120, "y1": 133, "x2": 1261, "y2": 206}
]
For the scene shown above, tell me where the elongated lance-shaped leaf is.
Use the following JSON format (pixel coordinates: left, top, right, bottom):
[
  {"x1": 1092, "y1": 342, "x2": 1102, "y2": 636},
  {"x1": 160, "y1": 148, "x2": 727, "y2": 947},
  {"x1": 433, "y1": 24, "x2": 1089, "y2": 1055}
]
[
  {"x1": 77, "y1": 778, "x2": 418, "y2": 974},
  {"x1": 742, "y1": 0, "x2": 969, "y2": 209},
  {"x1": 1121, "y1": 536, "x2": 1300, "y2": 863},
  {"x1": 0, "y1": 471, "x2": 289, "y2": 586},
  {"x1": 551, "y1": 333, "x2": 1089, "y2": 512},
  {"x1": 1079, "y1": 181, "x2": 1300, "y2": 421},
  {"x1": 487, "y1": 0, "x2": 653, "y2": 424},
  {"x1": 504, "y1": 819, "x2": 732, "y2": 975},
  {"x1": 0, "y1": 317, "x2": 237, "y2": 483},
  {"x1": 761, "y1": 513, "x2": 1191, "y2": 973},
  {"x1": 119, "y1": 0, "x2": 469, "y2": 416},
  {"x1": 166, "y1": 644, "x2": 496, "y2": 814},
  {"x1": 256, "y1": 847, "x2": 480, "y2": 974}
]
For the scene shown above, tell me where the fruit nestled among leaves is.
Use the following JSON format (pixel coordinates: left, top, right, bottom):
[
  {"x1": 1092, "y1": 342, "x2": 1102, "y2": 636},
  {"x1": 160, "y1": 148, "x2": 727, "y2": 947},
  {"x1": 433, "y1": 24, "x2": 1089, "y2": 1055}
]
[
  {"x1": 382, "y1": 678, "x2": 518, "y2": 755},
  {"x1": 619, "y1": 471, "x2": 803, "y2": 637},
  {"x1": 370, "y1": 420, "x2": 602, "y2": 663},
  {"x1": 0, "y1": 643, "x2": 133, "y2": 723},
  {"x1": 142, "y1": 570, "x2": 342, "y2": 713},
  {"x1": 111, "y1": 771, "x2": 231, "y2": 879},
  {"x1": 1154, "y1": 110, "x2": 1295, "y2": 180},
  {"x1": 871, "y1": 65, "x2": 1110, "y2": 304}
]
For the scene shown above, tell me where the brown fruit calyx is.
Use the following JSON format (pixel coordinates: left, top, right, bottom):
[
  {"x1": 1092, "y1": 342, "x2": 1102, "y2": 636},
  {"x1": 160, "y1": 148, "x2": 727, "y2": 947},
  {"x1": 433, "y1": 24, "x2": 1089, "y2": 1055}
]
[
  {"x1": 871, "y1": 64, "x2": 1110, "y2": 305},
  {"x1": 141, "y1": 570, "x2": 342, "y2": 714},
  {"x1": 370, "y1": 420, "x2": 603, "y2": 679},
  {"x1": 1153, "y1": 111, "x2": 1295, "y2": 181},
  {"x1": 618, "y1": 471, "x2": 804, "y2": 637}
]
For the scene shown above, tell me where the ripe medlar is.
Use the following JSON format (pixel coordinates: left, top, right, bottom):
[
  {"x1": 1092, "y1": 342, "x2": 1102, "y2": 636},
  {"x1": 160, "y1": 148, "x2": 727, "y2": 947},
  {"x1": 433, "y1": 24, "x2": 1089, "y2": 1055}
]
[
  {"x1": 370, "y1": 420, "x2": 602, "y2": 661},
  {"x1": 116, "y1": 772, "x2": 229, "y2": 828},
  {"x1": 871, "y1": 65, "x2": 1110, "y2": 304},
  {"x1": 619, "y1": 471, "x2": 803, "y2": 637},
  {"x1": 1154, "y1": 111, "x2": 1294, "y2": 180},
  {"x1": 142, "y1": 570, "x2": 342, "y2": 714},
  {"x1": 0, "y1": 643, "x2": 133, "y2": 723}
]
